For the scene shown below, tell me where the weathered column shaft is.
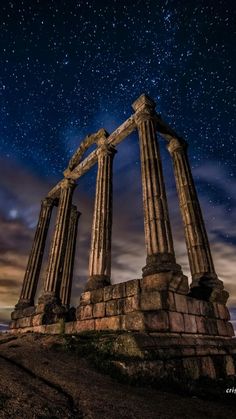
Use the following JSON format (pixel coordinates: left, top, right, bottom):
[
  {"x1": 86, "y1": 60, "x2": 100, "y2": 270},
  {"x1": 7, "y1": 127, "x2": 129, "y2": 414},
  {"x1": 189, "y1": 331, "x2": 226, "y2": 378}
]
[
  {"x1": 132, "y1": 94, "x2": 180, "y2": 277},
  {"x1": 60, "y1": 205, "x2": 80, "y2": 306},
  {"x1": 16, "y1": 198, "x2": 54, "y2": 307},
  {"x1": 86, "y1": 142, "x2": 116, "y2": 290},
  {"x1": 167, "y1": 137, "x2": 228, "y2": 302},
  {"x1": 43, "y1": 178, "x2": 76, "y2": 302}
]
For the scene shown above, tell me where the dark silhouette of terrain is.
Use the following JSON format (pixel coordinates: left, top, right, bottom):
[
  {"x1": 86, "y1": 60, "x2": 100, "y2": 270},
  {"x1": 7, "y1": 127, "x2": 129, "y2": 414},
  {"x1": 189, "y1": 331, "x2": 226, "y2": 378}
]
[{"x1": 0, "y1": 333, "x2": 235, "y2": 419}]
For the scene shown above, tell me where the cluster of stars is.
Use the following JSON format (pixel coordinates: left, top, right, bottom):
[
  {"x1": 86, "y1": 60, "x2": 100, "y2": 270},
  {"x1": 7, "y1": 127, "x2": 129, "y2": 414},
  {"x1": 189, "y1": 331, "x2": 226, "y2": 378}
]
[{"x1": 0, "y1": 0, "x2": 235, "y2": 224}]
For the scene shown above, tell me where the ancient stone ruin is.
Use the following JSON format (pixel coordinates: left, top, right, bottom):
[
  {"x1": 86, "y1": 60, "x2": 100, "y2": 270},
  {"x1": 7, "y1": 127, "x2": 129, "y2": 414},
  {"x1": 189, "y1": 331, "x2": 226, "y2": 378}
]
[{"x1": 10, "y1": 94, "x2": 236, "y2": 381}]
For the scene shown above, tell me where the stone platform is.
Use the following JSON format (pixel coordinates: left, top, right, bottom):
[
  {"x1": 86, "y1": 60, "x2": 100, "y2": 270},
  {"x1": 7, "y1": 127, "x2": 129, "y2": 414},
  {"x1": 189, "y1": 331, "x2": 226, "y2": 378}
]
[
  {"x1": 9, "y1": 278, "x2": 236, "y2": 381},
  {"x1": 10, "y1": 278, "x2": 234, "y2": 337}
]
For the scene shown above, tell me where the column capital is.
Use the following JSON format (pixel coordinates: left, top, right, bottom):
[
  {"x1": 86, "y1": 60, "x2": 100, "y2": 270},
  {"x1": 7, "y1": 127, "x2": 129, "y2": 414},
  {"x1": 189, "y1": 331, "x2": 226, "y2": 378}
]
[
  {"x1": 97, "y1": 143, "x2": 117, "y2": 158},
  {"x1": 95, "y1": 128, "x2": 109, "y2": 145},
  {"x1": 60, "y1": 178, "x2": 76, "y2": 190},
  {"x1": 42, "y1": 197, "x2": 54, "y2": 207},
  {"x1": 167, "y1": 137, "x2": 188, "y2": 154},
  {"x1": 132, "y1": 94, "x2": 156, "y2": 124}
]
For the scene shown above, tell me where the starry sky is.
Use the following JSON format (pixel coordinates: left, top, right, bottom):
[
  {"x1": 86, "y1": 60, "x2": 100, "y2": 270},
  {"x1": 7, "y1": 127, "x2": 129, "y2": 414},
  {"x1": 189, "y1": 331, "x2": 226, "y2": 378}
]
[{"x1": 0, "y1": 0, "x2": 235, "y2": 328}]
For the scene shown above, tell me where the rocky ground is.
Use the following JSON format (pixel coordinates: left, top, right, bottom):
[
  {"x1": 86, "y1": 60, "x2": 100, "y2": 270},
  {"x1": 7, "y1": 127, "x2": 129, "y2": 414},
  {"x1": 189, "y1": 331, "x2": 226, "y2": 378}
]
[{"x1": 0, "y1": 332, "x2": 235, "y2": 419}]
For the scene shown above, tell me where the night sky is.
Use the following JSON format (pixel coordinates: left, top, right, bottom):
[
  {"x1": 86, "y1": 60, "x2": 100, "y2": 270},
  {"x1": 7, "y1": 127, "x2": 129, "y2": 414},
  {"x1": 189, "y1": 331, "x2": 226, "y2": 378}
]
[{"x1": 0, "y1": 0, "x2": 235, "y2": 328}]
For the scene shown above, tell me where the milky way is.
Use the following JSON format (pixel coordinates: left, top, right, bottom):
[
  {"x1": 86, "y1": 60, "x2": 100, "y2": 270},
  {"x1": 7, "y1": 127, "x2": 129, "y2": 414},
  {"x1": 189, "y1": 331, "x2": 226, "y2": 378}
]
[{"x1": 0, "y1": 0, "x2": 235, "y2": 325}]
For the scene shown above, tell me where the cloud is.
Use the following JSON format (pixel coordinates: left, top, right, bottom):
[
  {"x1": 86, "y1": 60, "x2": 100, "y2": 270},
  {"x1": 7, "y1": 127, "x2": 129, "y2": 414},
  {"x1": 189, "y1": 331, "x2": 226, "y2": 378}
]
[{"x1": 0, "y1": 154, "x2": 236, "y2": 328}]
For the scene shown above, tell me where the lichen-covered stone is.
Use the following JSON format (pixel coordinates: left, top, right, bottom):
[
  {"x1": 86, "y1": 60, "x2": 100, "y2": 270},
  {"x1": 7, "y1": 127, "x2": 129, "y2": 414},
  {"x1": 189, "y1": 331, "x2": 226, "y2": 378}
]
[
  {"x1": 125, "y1": 279, "x2": 140, "y2": 296},
  {"x1": 95, "y1": 316, "x2": 121, "y2": 330},
  {"x1": 93, "y1": 302, "x2": 105, "y2": 318},
  {"x1": 106, "y1": 300, "x2": 118, "y2": 316}
]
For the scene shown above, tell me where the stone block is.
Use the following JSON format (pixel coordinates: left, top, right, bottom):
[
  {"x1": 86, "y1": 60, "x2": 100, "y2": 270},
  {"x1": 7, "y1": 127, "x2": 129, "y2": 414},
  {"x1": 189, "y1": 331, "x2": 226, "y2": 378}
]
[
  {"x1": 225, "y1": 355, "x2": 235, "y2": 376},
  {"x1": 226, "y1": 321, "x2": 235, "y2": 337},
  {"x1": 182, "y1": 358, "x2": 200, "y2": 380},
  {"x1": 205, "y1": 319, "x2": 218, "y2": 335},
  {"x1": 77, "y1": 304, "x2": 93, "y2": 320},
  {"x1": 217, "y1": 304, "x2": 230, "y2": 320},
  {"x1": 199, "y1": 300, "x2": 214, "y2": 317},
  {"x1": 141, "y1": 272, "x2": 173, "y2": 290},
  {"x1": 95, "y1": 316, "x2": 121, "y2": 331},
  {"x1": 16, "y1": 316, "x2": 32, "y2": 328},
  {"x1": 93, "y1": 302, "x2": 105, "y2": 318},
  {"x1": 123, "y1": 312, "x2": 145, "y2": 331},
  {"x1": 183, "y1": 314, "x2": 197, "y2": 333},
  {"x1": 65, "y1": 321, "x2": 76, "y2": 334},
  {"x1": 124, "y1": 295, "x2": 140, "y2": 313},
  {"x1": 112, "y1": 283, "x2": 126, "y2": 299},
  {"x1": 90, "y1": 288, "x2": 104, "y2": 304},
  {"x1": 31, "y1": 325, "x2": 46, "y2": 333},
  {"x1": 169, "y1": 273, "x2": 189, "y2": 294},
  {"x1": 145, "y1": 311, "x2": 169, "y2": 332},
  {"x1": 200, "y1": 356, "x2": 216, "y2": 379},
  {"x1": 35, "y1": 303, "x2": 46, "y2": 314},
  {"x1": 217, "y1": 320, "x2": 229, "y2": 336},
  {"x1": 212, "y1": 302, "x2": 219, "y2": 318},
  {"x1": 106, "y1": 300, "x2": 118, "y2": 316},
  {"x1": 166, "y1": 292, "x2": 176, "y2": 311},
  {"x1": 174, "y1": 294, "x2": 188, "y2": 313},
  {"x1": 80, "y1": 291, "x2": 91, "y2": 305},
  {"x1": 125, "y1": 279, "x2": 140, "y2": 296},
  {"x1": 32, "y1": 314, "x2": 43, "y2": 327},
  {"x1": 45, "y1": 323, "x2": 62, "y2": 334},
  {"x1": 187, "y1": 297, "x2": 201, "y2": 315},
  {"x1": 140, "y1": 291, "x2": 162, "y2": 311},
  {"x1": 168, "y1": 312, "x2": 184, "y2": 332},
  {"x1": 75, "y1": 319, "x2": 95, "y2": 332},
  {"x1": 117, "y1": 299, "x2": 125, "y2": 314},
  {"x1": 9, "y1": 320, "x2": 16, "y2": 329},
  {"x1": 104, "y1": 285, "x2": 113, "y2": 301},
  {"x1": 196, "y1": 316, "x2": 207, "y2": 334}
]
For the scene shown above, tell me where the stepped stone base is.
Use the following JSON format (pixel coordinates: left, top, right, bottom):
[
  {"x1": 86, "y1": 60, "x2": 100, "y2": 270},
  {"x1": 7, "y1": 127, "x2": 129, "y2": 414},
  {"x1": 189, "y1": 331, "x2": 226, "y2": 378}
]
[
  {"x1": 9, "y1": 278, "x2": 236, "y2": 381},
  {"x1": 10, "y1": 278, "x2": 234, "y2": 337}
]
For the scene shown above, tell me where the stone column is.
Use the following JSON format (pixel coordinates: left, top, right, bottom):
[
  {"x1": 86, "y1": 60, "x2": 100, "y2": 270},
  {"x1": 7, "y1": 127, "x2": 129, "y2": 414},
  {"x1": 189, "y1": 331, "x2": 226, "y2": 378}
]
[
  {"x1": 86, "y1": 140, "x2": 116, "y2": 290},
  {"x1": 40, "y1": 178, "x2": 76, "y2": 304},
  {"x1": 167, "y1": 137, "x2": 228, "y2": 303},
  {"x1": 60, "y1": 205, "x2": 80, "y2": 307},
  {"x1": 15, "y1": 197, "x2": 54, "y2": 309},
  {"x1": 132, "y1": 94, "x2": 181, "y2": 277}
]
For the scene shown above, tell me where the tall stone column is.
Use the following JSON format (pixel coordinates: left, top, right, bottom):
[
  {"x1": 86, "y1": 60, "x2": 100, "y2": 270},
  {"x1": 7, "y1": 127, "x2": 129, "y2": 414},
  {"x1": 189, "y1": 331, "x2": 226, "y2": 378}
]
[
  {"x1": 60, "y1": 205, "x2": 80, "y2": 307},
  {"x1": 132, "y1": 94, "x2": 181, "y2": 277},
  {"x1": 40, "y1": 178, "x2": 76, "y2": 304},
  {"x1": 167, "y1": 137, "x2": 228, "y2": 303},
  {"x1": 15, "y1": 197, "x2": 54, "y2": 309},
  {"x1": 86, "y1": 140, "x2": 116, "y2": 290}
]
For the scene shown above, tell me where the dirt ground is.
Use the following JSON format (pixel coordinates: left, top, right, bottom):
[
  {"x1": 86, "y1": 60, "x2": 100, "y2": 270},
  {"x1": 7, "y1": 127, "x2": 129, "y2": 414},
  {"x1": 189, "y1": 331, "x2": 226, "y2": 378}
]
[{"x1": 0, "y1": 333, "x2": 235, "y2": 419}]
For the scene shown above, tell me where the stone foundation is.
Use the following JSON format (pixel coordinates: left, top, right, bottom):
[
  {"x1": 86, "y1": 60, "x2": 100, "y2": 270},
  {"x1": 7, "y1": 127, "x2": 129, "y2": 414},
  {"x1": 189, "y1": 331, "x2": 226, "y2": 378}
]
[
  {"x1": 10, "y1": 278, "x2": 234, "y2": 338},
  {"x1": 9, "y1": 278, "x2": 236, "y2": 381}
]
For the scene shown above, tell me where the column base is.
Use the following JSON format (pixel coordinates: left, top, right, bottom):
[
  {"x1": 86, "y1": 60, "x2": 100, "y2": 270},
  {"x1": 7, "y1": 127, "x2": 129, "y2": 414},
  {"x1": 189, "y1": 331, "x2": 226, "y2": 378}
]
[
  {"x1": 142, "y1": 253, "x2": 182, "y2": 277},
  {"x1": 141, "y1": 271, "x2": 189, "y2": 294},
  {"x1": 85, "y1": 275, "x2": 111, "y2": 291},
  {"x1": 36, "y1": 292, "x2": 65, "y2": 315},
  {"x1": 15, "y1": 298, "x2": 34, "y2": 310},
  {"x1": 11, "y1": 302, "x2": 36, "y2": 320},
  {"x1": 189, "y1": 274, "x2": 229, "y2": 304}
]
